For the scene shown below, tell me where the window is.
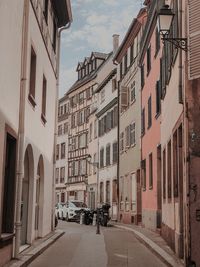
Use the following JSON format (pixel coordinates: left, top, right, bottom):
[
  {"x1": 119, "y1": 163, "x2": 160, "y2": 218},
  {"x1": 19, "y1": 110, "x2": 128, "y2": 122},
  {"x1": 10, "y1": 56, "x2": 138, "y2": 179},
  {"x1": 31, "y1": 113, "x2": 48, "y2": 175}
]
[
  {"x1": 141, "y1": 64, "x2": 145, "y2": 89},
  {"x1": 100, "y1": 148, "x2": 104, "y2": 168},
  {"x1": 100, "y1": 89, "x2": 105, "y2": 103},
  {"x1": 141, "y1": 159, "x2": 146, "y2": 190},
  {"x1": 141, "y1": 108, "x2": 145, "y2": 135},
  {"x1": 106, "y1": 144, "x2": 111, "y2": 166},
  {"x1": 173, "y1": 131, "x2": 178, "y2": 197},
  {"x1": 163, "y1": 149, "x2": 166, "y2": 199},
  {"x1": 93, "y1": 153, "x2": 97, "y2": 174},
  {"x1": 56, "y1": 144, "x2": 59, "y2": 160},
  {"x1": 130, "y1": 81, "x2": 136, "y2": 103},
  {"x1": 106, "y1": 181, "x2": 110, "y2": 203},
  {"x1": 80, "y1": 160, "x2": 86, "y2": 175},
  {"x1": 113, "y1": 106, "x2": 118, "y2": 127},
  {"x1": 43, "y1": 0, "x2": 48, "y2": 24},
  {"x1": 60, "y1": 167, "x2": 65, "y2": 183},
  {"x1": 130, "y1": 122, "x2": 136, "y2": 146},
  {"x1": 86, "y1": 88, "x2": 91, "y2": 99},
  {"x1": 125, "y1": 125, "x2": 130, "y2": 148},
  {"x1": 53, "y1": 19, "x2": 57, "y2": 52},
  {"x1": 29, "y1": 47, "x2": 37, "y2": 107},
  {"x1": 130, "y1": 43, "x2": 134, "y2": 64},
  {"x1": 156, "y1": 80, "x2": 161, "y2": 115},
  {"x1": 112, "y1": 78, "x2": 117, "y2": 91},
  {"x1": 155, "y1": 27, "x2": 160, "y2": 56},
  {"x1": 78, "y1": 110, "x2": 85, "y2": 125},
  {"x1": 113, "y1": 142, "x2": 118, "y2": 164},
  {"x1": 71, "y1": 96, "x2": 77, "y2": 107},
  {"x1": 61, "y1": 193, "x2": 65, "y2": 203},
  {"x1": 121, "y1": 86, "x2": 128, "y2": 112},
  {"x1": 89, "y1": 123, "x2": 93, "y2": 142},
  {"x1": 112, "y1": 180, "x2": 117, "y2": 202},
  {"x1": 148, "y1": 96, "x2": 152, "y2": 129},
  {"x1": 41, "y1": 75, "x2": 47, "y2": 123},
  {"x1": 79, "y1": 133, "x2": 87, "y2": 148},
  {"x1": 147, "y1": 45, "x2": 151, "y2": 74},
  {"x1": 74, "y1": 161, "x2": 79, "y2": 176},
  {"x1": 94, "y1": 119, "x2": 97, "y2": 138},
  {"x1": 79, "y1": 92, "x2": 84, "y2": 104},
  {"x1": 63, "y1": 123, "x2": 68, "y2": 134},
  {"x1": 58, "y1": 125, "x2": 62, "y2": 136},
  {"x1": 2, "y1": 133, "x2": 17, "y2": 234},
  {"x1": 167, "y1": 141, "x2": 172, "y2": 198},
  {"x1": 149, "y1": 153, "x2": 153, "y2": 189},
  {"x1": 61, "y1": 143, "x2": 65, "y2": 159},
  {"x1": 56, "y1": 168, "x2": 59, "y2": 184},
  {"x1": 120, "y1": 132, "x2": 124, "y2": 152},
  {"x1": 71, "y1": 113, "x2": 76, "y2": 128},
  {"x1": 120, "y1": 62, "x2": 123, "y2": 80},
  {"x1": 124, "y1": 53, "x2": 128, "y2": 73}
]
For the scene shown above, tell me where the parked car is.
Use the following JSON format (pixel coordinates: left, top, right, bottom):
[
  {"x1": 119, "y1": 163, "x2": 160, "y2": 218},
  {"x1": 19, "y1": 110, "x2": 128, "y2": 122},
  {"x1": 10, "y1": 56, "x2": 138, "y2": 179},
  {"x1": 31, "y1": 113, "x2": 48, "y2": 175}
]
[
  {"x1": 63, "y1": 201, "x2": 88, "y2": 221},
  {"x1": 55, "y1": 203, "x2": 65, "y2": 220}
]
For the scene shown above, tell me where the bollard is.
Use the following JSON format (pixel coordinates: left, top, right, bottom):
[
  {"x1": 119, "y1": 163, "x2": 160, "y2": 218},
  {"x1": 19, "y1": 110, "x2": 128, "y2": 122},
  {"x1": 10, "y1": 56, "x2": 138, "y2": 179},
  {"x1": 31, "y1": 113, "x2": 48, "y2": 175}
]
[
  {"x1": 93, "y1": 213, "x2": 97, "y2": 226},
  {"x1": 80, "y1": 213, "x2": 83, "y2": 225}
]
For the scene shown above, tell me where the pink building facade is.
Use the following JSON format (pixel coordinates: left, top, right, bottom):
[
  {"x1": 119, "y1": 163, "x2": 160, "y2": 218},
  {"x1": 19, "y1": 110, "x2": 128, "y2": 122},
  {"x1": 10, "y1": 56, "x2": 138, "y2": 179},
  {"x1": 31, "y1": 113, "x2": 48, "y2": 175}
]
[{"x1": 140, "y1": 1, "x2": 162, "y2": 230}]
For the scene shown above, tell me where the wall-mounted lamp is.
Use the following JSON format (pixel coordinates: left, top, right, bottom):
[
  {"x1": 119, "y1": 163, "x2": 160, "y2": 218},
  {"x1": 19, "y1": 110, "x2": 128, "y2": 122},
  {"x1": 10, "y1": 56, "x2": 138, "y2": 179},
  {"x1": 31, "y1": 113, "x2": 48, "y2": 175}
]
[{"x1": 158, "y1": 5, "x2": 187, "y2": 51}]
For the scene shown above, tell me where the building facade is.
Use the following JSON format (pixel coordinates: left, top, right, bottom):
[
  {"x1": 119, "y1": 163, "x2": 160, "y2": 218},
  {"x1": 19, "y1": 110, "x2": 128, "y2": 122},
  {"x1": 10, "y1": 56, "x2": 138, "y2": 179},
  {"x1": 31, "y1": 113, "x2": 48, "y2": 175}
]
[
  {"x1": 114, "y1": 9, "x2": 146, "y2": 224},
  {"x1": 65, "y1": 52, "x2": 112, "y2": 203},
  {"x1": 96, "y1": 68, "x2": 118, "y2": 219},
  {"x1": 139, "y1": 0, "x2": 162, "y2": 230},
  {"x1": 56, "y1": 95, "x2": 70, "y2": 204},
  {"x1": 0, "y1": 0, "x2": 72, "y2": 266}
]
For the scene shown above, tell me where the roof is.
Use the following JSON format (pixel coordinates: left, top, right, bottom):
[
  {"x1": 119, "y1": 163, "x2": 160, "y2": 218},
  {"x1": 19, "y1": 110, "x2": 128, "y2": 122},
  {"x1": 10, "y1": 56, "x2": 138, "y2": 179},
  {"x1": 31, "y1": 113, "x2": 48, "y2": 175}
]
[
  {"x1": 52, "y1": 0, "x2": 73, "y2": 27},
  {"x1": 91, "y1": 52, "x2": 108, "y2": 59},
  {"x1": 95, "y1": 68, "x2": 117, "y2": 93},
  {"x1": 113, "y1": 8, "x2": 146, "y2": 63},
  {"x1": 66, "y1": 52, "x2": 112, "y2": 96}
]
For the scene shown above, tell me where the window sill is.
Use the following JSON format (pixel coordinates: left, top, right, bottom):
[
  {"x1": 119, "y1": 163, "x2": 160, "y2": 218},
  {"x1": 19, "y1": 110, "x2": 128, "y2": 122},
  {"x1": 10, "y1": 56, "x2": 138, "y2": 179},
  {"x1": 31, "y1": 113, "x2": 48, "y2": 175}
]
[
  {"x1": 142, "y1": 188, "x2": 146, "y2": 192},
  {"x1": 28, "y1": 93, "x2": 37, "y2": 108},
  {"x1": 41, "y1": 113, "x2": 47, "y2": 125},
  {"x1": 149, "y1": 186, "x2": 153, "y2": 190},
  {"x1": 0, "y1": 233, "x2": 15, "y2": 242}
]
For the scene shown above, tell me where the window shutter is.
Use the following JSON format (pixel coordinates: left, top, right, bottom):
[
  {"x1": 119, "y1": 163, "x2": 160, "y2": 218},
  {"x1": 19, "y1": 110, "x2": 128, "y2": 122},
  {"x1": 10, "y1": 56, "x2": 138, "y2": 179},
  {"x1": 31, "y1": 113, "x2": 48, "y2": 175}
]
[
  {"x1": 121, "y1": 86, "x2": 128, "y2": 112},
  {"x1": 188, "y1": 0, "x2": 200, "y2": 79}
]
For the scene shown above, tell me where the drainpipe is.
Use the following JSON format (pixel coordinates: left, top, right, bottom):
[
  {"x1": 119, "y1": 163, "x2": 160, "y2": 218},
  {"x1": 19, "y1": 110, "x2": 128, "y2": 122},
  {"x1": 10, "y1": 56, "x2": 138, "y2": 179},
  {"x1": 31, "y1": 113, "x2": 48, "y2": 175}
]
[
  {"x1": 52, "y1": 22, "x2": 71, "y2": 230},
  {"x1": 14, "y1": 0, "x2": 29, "y2": 259}
]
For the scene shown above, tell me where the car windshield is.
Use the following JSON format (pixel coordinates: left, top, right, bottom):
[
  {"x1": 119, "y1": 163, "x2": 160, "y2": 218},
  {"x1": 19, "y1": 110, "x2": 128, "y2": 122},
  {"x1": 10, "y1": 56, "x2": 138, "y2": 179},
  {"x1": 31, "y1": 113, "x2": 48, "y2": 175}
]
[{"x1": 71, "y1": 202, "x2": 87, "y2": 208}]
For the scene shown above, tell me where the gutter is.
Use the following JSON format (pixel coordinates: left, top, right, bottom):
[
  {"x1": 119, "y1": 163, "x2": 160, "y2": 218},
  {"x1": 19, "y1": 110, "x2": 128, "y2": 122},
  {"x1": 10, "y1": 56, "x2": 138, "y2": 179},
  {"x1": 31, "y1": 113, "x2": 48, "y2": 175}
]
[
  {"x1": 52, "y1": 21, "x2": 72, "y2": 230},
  {"x1": 14, "y1": 0, "x2": 30, "y2": 258}
]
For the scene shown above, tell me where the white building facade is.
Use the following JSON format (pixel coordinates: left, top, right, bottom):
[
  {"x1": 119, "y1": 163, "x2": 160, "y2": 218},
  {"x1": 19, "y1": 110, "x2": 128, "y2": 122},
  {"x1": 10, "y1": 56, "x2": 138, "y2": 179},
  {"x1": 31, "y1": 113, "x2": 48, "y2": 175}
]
[{"x1": 0, "y1": 1, "x2": 72, "y2": 266}]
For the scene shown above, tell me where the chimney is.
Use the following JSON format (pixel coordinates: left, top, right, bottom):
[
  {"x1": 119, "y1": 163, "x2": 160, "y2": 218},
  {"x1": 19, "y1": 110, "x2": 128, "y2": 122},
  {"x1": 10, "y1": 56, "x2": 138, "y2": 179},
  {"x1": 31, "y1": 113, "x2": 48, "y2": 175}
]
[{"x1": 113, "y1": 34, "x2": 119, "y2": 54}]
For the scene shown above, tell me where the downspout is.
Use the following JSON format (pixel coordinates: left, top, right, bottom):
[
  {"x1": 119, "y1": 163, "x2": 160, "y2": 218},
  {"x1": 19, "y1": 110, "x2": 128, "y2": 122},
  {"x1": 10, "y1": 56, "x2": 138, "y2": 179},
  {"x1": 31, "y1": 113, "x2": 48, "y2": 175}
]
[
  {"x1": 52, "y1": 22, "x2": 71, "y2": 230},
  {"x1": 14, "y1": 0, "x2": 29, "y2": 259}
]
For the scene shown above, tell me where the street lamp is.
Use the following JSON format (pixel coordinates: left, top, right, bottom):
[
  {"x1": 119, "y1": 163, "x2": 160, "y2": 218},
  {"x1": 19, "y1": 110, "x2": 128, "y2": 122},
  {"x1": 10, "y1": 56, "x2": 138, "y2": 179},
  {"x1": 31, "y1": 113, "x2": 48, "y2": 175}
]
[
  {"x1": 158, "y1": 5, "x2": 187, "y2": 51},
  {"x1": 87, "y1": 154, "x2": 100, "y2": 234}
]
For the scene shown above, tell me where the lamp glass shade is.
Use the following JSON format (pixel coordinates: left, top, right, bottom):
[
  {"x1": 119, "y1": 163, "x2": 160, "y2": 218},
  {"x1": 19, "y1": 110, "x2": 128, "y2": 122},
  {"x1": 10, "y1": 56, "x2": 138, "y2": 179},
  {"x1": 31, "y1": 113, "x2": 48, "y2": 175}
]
[{"x1": 158, "y1": 6, "x2": 174, "y2": 32}]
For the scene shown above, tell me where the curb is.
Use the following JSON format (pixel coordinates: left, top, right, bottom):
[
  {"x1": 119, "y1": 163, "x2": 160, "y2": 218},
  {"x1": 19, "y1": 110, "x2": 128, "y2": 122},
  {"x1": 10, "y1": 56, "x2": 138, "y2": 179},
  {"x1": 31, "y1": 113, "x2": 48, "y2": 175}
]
[
  {"x1": 7, "y1": 230, "x2": 65, "y2": 267},
  {"x1": 114, "y1": 225, "x2": 183, "y2": 267}
]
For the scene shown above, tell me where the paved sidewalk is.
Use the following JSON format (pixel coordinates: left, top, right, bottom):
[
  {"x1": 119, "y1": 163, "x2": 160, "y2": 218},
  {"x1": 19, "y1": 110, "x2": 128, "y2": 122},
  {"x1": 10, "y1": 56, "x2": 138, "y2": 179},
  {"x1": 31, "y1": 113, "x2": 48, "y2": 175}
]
[
  {"x1": 112, "y1": 223, "x2": 184, "y2": 267},
  {"x1": 5, "y1": 230, "x2": 64, "y2": 267}
]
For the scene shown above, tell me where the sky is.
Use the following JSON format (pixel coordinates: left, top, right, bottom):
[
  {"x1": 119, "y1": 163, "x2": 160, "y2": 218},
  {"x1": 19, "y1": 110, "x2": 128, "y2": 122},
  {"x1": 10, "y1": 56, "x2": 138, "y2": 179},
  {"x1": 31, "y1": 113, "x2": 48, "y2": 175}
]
[{"x1": 59, "y1": 0, "x2": 142, "y2": 98}]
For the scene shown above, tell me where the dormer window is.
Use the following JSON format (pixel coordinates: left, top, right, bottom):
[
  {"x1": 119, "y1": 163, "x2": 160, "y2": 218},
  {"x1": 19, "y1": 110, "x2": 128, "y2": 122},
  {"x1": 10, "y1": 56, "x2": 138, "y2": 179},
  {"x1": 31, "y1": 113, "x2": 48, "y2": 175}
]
[
  {"x1": 92, "y1": 60, "x2": 96, "y2": 70},
  {"x1": 78, "y1": 70, "x2": 81, "y2": 80}
]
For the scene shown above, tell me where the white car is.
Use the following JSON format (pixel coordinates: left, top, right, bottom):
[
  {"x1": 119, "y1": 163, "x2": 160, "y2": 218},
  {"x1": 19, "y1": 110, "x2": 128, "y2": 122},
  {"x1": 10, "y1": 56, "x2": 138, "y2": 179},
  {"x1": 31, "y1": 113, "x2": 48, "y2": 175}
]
[
  {"x1": 55, "y1": 203, "x2": 65, "y2": 220},
  {"x1": 63, "y1": 201, "x2": 88, "y2": 221}
]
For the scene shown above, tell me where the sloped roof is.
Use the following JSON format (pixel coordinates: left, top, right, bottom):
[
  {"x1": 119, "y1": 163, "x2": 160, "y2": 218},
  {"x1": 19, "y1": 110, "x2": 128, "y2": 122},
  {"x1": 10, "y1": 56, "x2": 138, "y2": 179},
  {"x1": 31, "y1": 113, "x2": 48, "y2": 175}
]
[
  {"x1": 66, "y1": 52, "x2": 112, "y2": 95},
  {"x1": 95, "y1": 68, "x2": 117, "y2": 93}
]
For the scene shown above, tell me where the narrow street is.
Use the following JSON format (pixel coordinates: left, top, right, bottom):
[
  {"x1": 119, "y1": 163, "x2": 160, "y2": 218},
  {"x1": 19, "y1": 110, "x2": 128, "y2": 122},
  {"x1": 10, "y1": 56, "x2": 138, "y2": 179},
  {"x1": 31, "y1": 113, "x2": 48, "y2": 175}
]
[{"x1": 29, "y1": 221, "x2": 166, "y2": 267}]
